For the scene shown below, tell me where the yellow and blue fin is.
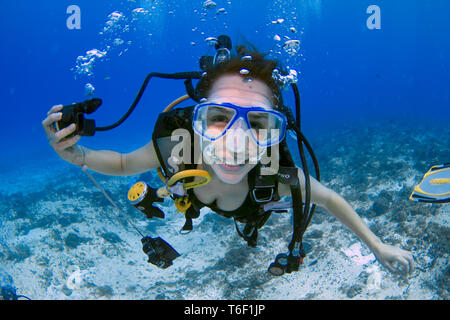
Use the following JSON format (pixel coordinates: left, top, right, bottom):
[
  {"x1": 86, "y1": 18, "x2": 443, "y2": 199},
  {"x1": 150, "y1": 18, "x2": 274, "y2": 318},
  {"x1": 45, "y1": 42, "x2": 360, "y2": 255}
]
[{"x1": 409, "y1": 163, "x2": 450, "y2": 203}]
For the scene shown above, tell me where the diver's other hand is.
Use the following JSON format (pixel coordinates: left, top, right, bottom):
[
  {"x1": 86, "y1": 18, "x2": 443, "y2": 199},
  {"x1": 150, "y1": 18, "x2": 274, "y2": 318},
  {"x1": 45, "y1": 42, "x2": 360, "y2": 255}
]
[
  {"x1": 373, "y1": 242, "x2": 414, "y2": 276},
  {"x1": 42, "y1": 104, "x2": 84, "y2": 166}
]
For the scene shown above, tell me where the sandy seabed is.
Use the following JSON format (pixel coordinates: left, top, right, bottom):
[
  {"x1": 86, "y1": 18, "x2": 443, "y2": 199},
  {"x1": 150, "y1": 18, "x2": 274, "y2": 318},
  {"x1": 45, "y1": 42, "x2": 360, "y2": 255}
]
[{"x1": 1, "y1": 120, "x2": 448, "y2": 300}]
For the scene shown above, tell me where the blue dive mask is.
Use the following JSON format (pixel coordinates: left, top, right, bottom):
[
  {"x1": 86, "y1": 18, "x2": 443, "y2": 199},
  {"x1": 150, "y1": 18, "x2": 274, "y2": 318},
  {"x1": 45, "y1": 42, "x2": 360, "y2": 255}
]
[{"x1": 192, "y1": 102, "x2": 287, "y2": 147}]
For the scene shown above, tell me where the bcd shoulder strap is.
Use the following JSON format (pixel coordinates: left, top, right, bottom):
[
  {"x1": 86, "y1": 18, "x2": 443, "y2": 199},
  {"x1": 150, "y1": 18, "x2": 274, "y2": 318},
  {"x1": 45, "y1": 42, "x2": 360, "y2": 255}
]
[
  {"x1": 152, "y1": 105, "x2": 196, "y2": 179},
  {"x1": 152, "y1": 106, "x2": 202, "y2": 233},
  {"x1": 235, "y1": 160, "x2": 300, "y2": 247}
]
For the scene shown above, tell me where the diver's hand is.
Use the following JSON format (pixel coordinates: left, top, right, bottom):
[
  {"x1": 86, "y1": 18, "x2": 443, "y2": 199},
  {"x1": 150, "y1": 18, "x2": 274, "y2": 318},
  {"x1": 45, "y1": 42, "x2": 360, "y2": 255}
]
[
  {"x1": 373, "y1": 242, "x2": 414, "y2": 276},
  {"x1": 42, "y1": 104, "x2": 85, "y2": 166}
]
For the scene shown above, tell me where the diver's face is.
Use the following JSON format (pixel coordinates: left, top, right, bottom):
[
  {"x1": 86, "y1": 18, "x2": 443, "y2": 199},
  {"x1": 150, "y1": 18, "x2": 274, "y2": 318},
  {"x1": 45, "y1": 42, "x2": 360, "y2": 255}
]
[{"x1": 203, "y1": 74, "x2": 274, "y2": 185}]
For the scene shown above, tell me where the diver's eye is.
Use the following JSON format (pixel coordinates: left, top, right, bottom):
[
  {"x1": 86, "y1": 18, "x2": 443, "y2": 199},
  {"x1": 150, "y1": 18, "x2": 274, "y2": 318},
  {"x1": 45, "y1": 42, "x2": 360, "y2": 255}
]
[
  {"x1": 211, "y1": 115, "x2": 229, "y2": 123},
  {"x1": 208, "y1": 115, "x2": 232, "y2": 127},
  {"x1": 250, "y1": 121, "x2": 265, "y2": 130}
]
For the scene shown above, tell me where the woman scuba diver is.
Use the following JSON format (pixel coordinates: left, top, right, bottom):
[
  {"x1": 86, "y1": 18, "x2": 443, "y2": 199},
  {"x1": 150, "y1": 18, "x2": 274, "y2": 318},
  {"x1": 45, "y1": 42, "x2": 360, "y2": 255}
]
[{"x1": 42, "y1": 37, "x2": 414, "y2": 276}]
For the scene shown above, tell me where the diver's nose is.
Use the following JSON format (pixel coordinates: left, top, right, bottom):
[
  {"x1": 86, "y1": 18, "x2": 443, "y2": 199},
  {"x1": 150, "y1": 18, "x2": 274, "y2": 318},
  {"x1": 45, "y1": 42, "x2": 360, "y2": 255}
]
[{"x1": 225, "y1": 117, "x2": 250, "y2": 154}]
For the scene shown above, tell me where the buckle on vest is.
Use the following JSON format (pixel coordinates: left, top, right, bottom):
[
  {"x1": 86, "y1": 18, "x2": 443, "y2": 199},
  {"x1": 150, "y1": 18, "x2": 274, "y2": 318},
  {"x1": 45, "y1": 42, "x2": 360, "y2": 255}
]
[{"x1": 252, "y1": 186, "x2": 275, "y2": 203}]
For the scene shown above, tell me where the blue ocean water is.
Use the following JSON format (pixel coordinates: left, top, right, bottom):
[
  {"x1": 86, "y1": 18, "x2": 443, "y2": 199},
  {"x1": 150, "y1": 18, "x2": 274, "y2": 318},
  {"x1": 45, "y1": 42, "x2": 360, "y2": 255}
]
[{"x1": 0, "y1": 0, "x2": 449, "y2": 300}]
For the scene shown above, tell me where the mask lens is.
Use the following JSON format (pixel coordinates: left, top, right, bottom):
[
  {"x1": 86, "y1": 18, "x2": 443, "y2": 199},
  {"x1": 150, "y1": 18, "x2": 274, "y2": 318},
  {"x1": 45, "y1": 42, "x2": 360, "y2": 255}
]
[
  {"x1": 248, "y1": 111, "x2": 285, "y2": 146},
  {"x1": 193, "y1": 104, "x2": 236, "y2": 141}
]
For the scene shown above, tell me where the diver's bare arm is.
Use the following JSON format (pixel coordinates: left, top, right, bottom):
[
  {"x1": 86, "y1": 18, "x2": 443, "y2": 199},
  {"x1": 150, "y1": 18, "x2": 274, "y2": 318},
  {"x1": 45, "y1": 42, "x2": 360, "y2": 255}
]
[
  {"x1": 278, "y1": 168, "x2": 332, "y2": 207},
  {"x1": 81, "y1": 140, "x2": 160, "y2": 176},
  {"x1": 324, "y1": 192, "x2": 382, "y2": 253},
  {"x1": 278, "y1": 169, "x2": 382, "y2": 253}
]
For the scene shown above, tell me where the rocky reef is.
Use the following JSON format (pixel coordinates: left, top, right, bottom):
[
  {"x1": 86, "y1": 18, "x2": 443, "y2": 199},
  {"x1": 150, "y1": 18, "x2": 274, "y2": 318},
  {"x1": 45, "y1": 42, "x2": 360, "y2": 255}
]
[{"x1": 0, "y1": 118, "x2": 448, "y2": 300}]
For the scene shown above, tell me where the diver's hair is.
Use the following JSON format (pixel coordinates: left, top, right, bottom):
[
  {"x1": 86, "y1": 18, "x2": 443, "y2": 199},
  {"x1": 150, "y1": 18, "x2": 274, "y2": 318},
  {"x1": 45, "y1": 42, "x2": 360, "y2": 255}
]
[{"x1": 195, "y1": 45, "x2": 283, "y2": 107}]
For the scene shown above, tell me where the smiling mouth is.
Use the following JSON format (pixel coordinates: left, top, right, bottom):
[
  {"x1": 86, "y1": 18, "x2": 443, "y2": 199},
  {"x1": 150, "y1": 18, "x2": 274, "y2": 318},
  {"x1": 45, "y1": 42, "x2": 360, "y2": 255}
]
[{"x1": 217, "y1": 163, "x2": 246, "y2": 172}]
